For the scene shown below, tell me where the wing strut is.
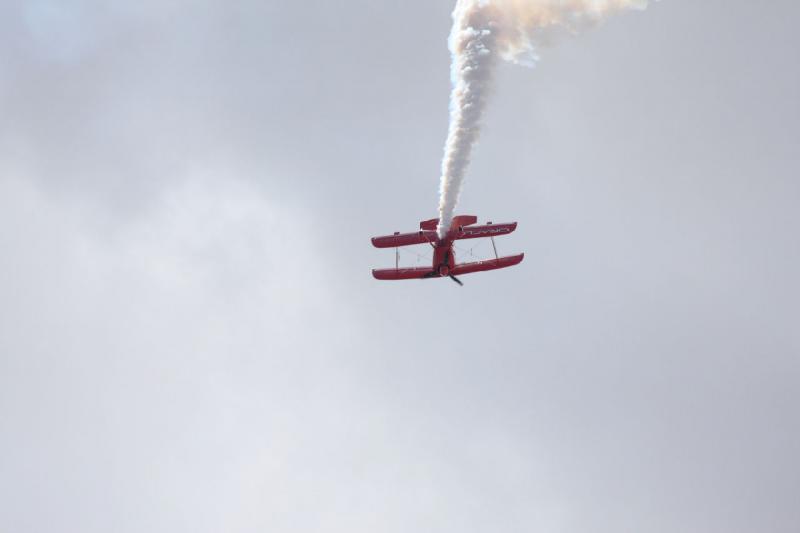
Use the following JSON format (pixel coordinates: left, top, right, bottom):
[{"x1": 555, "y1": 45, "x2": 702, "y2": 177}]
[{"x1": 487, "y1": 221, "x2": 500, "y2": 262}]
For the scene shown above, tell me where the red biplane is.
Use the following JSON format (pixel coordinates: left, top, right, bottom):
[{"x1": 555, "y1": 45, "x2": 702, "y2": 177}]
[{"x1": 371, "y1": 215, "x2": 524, "y2": 286}]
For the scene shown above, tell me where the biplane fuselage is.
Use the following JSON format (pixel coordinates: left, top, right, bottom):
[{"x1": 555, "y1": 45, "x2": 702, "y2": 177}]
[{"x1": 371, "y1": 215, "x2": 524, "y2": 285}]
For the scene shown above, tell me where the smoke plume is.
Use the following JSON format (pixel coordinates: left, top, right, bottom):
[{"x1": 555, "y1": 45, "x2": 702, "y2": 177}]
[{"x1": 437, "y1": 0, "x2": 650, "y2": 238}]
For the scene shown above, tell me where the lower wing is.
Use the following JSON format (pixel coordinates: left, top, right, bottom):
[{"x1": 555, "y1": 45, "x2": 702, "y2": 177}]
[
  {"x1": 450, "y1": 253, "x2": 525, "y2": 276},
  {"x1": 372, "y1": 267, "x2": 435, "y2": 281}
]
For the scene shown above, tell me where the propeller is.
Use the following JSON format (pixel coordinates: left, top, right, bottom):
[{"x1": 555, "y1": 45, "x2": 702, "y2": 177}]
[
  {"x1": 442, "y1": 250, "x2": 463, "y2": 286},
  {"x1": 421, "y1": 249, "x2": 463, "y2": 285}
]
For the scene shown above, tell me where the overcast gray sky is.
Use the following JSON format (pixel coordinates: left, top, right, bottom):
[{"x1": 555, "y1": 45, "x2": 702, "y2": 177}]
[{"x1": 1, "y1": 1, "x2": 798, "y2": 532}]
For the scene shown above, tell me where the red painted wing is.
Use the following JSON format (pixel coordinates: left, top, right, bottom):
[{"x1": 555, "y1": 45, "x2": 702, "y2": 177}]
[
  {"x1": 453, "y1": 222, "x2": 517, "y2": 241},
  {"x1": 371, "y1": 231, "x2": 437, "y2": 249},
  {"x1": 450, "y1": 253, "x2": 524, "y2": 276},
  {"x1": 372, "y1": 267, "x2": 434, "y2": 280}
]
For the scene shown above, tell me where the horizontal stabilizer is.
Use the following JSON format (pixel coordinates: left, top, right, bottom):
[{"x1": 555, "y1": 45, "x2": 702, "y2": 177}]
[
  {"x1": 419, "y1": 218, "x2": 439, "y2": 231},
  {"x1": 420, "y1": 215, "x2": 477, "y2": 231}
]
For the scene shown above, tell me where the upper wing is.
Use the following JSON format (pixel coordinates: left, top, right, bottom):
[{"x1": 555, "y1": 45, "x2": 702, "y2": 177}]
[
  {"x1": 371, "y1": 230, "x2": 437, "y2": 249},
  {"x1": 453, "y1": 222, "x2": 517, "y2": 241}
]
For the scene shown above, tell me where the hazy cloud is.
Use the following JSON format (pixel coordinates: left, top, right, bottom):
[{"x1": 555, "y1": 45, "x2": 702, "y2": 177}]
[{"x1": 1, "y1": 1, "x2": 798, "y2": 532}]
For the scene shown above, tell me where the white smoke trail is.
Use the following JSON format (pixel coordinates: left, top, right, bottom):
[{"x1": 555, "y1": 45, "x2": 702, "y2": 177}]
[{"x1": 437, "y1": 0, "x2": 650, "y2": 238}]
